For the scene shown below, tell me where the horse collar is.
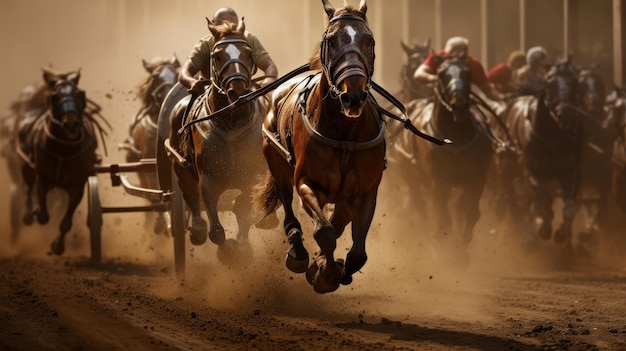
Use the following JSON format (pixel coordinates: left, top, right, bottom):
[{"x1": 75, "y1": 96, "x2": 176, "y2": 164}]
[{"x1": 297, "y1": 74, "x2": 385, "y2": 152}]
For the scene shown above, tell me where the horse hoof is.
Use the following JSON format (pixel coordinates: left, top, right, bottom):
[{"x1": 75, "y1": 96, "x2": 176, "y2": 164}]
[
  {"x1": 286, "y1": 253, "x2": 309, "y2": 274},
  {"x1": 189, "y1": 229, "x2": 207, "y2": 246},
  {"x1": 36, "y1": 211, "x2": 50, "y2": 225},
  {"x1": 286, "y1": 229, "x2": 309, "y2": 273},
  {"x1": 336, "y1": 259, "x2": 353, "y2": 285},
  {"x1": 209, "y1": 228, "x2": 225, "y2": 246},
  {"x1": 50, "y1": 239, "x2": 65, "y2": 256},
  {"x1": 216, "y1": 239, "x2": 239, "y2": 266},
  {"x1": 23, "y1": 213, "x2": 34, "y2": 226}
]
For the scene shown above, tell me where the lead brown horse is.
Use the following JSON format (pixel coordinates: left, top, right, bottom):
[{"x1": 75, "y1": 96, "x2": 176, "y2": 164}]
[
  {"x1": 255, "y1": 0, "x2": 385, "y2": 293},
  {"x1": 120, "y1": 55, "x2": 180, "y2": 234},
  {"x1": 15, "y1": 68, "x2": 106, "y2": 255},
  {"x1": 167, "y1": 18, "x2": 269, "y2": 264}
]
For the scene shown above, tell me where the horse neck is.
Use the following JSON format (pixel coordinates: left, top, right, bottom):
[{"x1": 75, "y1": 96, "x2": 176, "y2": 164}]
[
  {"x1": 207, "y1": 88, "x2": 254, "y2": 130},
  {"x1": 530, "y1": 97, "x2": 567, "y2": 138},
  {"x1": 431, "y1": 97, "x2": 475, "y2": 143},
  {"x1": 310, "y1": 74, "x2": 378, "y2": 142}
]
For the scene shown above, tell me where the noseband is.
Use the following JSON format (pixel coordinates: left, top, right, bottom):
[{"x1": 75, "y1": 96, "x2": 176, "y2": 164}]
[
  {"x1": 434, "y1": 62, "x2": 469, "y2": 112},
  {"x1": 211, "y1": 38, "x2": 255, "y2": 94},
  {"x1": 320, "y1": 14, "x2": 374, "y2": 98},
  {"x1": 49, "y1": 83, "x2": 86, "y2": 126}
]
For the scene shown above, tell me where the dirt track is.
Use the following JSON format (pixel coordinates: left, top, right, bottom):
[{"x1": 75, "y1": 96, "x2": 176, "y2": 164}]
[{"x1": 1, "y1": 176, "x2": 626, "y2": 351}]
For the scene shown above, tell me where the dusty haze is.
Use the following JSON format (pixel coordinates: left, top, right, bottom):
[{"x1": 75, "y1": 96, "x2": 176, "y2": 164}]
[{"x1": 1, "y1": 0, "x2": 625, "y2": 328}]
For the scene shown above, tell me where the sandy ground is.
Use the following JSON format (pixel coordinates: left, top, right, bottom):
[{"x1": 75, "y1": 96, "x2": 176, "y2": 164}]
[{"x1": 1, "y1": 158, "x2": 626, "y2": 351}]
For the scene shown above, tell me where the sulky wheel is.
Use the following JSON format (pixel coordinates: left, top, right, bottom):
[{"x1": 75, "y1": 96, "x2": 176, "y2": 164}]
[{"x1": 86, "y1": 176, "x2": 102, "y2": 265}]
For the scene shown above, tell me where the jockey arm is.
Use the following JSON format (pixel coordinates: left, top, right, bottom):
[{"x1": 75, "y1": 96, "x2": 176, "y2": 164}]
[
  {"x1": 255, "y1": 56, "x2": 278, "y2": 88},
  {"x1": 179, "y1": 60, "x2": 207, "y2": 95},
  {"x1": 413, "y1": 64, "x2": 437, "y2": 85}
]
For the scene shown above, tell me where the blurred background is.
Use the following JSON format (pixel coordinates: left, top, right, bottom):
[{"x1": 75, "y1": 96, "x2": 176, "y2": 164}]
[{"x1": 0, "y1": 0, "x2": 623, "y2": 116}]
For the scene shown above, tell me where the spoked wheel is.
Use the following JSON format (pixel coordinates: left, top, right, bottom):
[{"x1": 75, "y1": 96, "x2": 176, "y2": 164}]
[
  {"x1": 86, "y1": 176, "x2": 102, "y2": 265},
  {"x1": 170, "y1": 168, "x2": 186, "y2": 281},
  {"x1": 9, "y1": 183, "x2": 22, "y2": 245}
]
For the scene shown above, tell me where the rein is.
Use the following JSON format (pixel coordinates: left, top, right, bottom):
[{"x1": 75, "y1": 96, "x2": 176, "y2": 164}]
[{"x1": 178, "y1": 63, "x2": 310, "y2": 134}]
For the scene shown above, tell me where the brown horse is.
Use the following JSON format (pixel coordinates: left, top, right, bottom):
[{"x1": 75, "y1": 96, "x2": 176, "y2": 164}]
[
  {"x1": 498, "y1": 56, "x2": 583, "y2": 246},
  {"x1": 409, "y1": 53, "x2": 494, "y2": 245},
  {"x1": 15, "y1": 68, "x2": 103, "y2": 255},
  {"x1": 397, "y1": 38, "x2": 432, "y2": 104},
  {"x1": 576, "y1": 66, "x2": 617, "y2": 237},
  {"x1": 609, "y1": 87, "x2": 626, "y2": 215},
  {"x1": 120, "y1": 55, "x2": 180, "y2": 234},
  {"x1": 166, "y1": 18, "x2": 268, "y2": 263},
  {"x1": 255, "y1": 0, "x2": 385, "y2": 293}
]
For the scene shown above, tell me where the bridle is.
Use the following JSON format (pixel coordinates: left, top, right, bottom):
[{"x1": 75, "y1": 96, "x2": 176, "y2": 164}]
[
  {"x1": 319, "y1": 13, "x2": 374, "y2": 99},
  {"x1": 433, "y1": 59, "x2": 470, "y2": 113},
  {"x1": 210, "y1": 37, "x2": 255, "y2": 95},
  {"x1": 48, "y1": 81, "x2": 86, "y2": 127},
  {"x1": 150, "y1": 64, "x2": 178, "y2": 106}
]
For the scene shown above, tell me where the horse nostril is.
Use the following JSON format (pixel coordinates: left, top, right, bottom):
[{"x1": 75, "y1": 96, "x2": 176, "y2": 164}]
[{"x1": 340, "y1": 94, "x2": 352, "y2": 109}]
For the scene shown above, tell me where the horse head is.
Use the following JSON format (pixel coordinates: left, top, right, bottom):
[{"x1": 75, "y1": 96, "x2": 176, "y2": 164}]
[
  {"x1": 320, "y1": 0, "x2": 373, "y2": 118},
  {"x1": 400, "y1": 38, "x2": 431, "y2": 98},
  {"x1": 207, "y1": 17, "x2": 254, "y2": 103},
  {"x1": 544, "y1": 55, "x2": 580, "y2": 130},
  {"x1": 578, "y1": 65, "x2": 606, "y2": 121},
  {"x1": 43, "y1": 67, "x2": 86, "y2": 140},
  {"x1": 141, "y1": 55, "x2": 180, "y2": 111},
  {"x1": 434, "y1": 51, "x2": 471, "y2": 122}
]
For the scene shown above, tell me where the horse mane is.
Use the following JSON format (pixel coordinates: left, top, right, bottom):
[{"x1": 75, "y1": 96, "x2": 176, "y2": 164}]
[{"x1": 308, "y1": 5, "x2": 367, "y2": 71}]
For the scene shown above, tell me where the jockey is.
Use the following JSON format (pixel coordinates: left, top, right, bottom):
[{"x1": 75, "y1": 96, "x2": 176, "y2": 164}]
[
  {"x1": 514, "y1": 46, "x2": 548, "y2": 86},
  {"x1": 487, "y1": 50, "x2": 526, "y2": 94},
  {"x1": 179, "y1": 7, "x2": 278, "y2": 95},
  {"x1": 413, "y1": 36, "x2": 503, "y2": 102}
]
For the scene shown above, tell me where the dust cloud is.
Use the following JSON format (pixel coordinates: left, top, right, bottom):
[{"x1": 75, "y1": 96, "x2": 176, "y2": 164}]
[{"x1": 1, "y1": 0, "x2": 625, "y2": 328}]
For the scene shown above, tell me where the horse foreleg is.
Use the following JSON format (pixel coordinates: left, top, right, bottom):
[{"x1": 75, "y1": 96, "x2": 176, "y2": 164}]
[
  {"x1": 21, "y1": 166, "x2": 36, "y2": 225},
  {"x1": 35, "y1": 178, "x2": 50, "y2": 225},
  {"x1": 341, "y1": 194, "x2": 377, "y2": 286},
  {"x1": 456, "y1": 184, "x2": 484, "y2": 244},
  {"x1": 298, "y1": 183, "x2": 341, "y2": 293},
  {"x1": 530, "y1": 177, "x2": 554, "y2": 240},
  {"x1": 176, "y1": 164, "x2": 207, "y2": 246},
  {"x1": 233, "y1": 188, "x2": 253, "y2": 242},
  {"x1": 198, "y1": 175, "x2": 225, "y2": 246},
  {"x1": 554, "y1": 172, "x2": 580, "y2": 244},
  {"x1": 432, "y1": 182, "x2": 452, "y2": 239},
  {"x1": 50, "y1": 185, "x2": 84, "y2": 256}
]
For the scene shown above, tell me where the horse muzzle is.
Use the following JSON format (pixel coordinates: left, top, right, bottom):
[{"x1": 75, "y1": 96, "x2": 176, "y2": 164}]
[{"x1": 338, "y1": 75, "x2": 368, "y2": 118}]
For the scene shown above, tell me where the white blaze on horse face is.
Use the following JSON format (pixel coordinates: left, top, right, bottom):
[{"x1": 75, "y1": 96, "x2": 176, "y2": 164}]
[
  {"x1": 345, "y1": 25, "x2": 357, "y2": 44},
  {"x1": 225, "y1": 44, "x2": 242, "y2": 74},
  {"x1": 60, "y1": 84, "x2": 73, "y2": 94},
  {"x1": 159, "y1": 66, "x2": 177, "y2": 84}
]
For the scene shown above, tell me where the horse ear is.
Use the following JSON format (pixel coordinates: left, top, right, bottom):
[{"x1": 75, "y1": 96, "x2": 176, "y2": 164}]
[
  {"x1": 358, "y1": 0, "x2": 367, "y2": 15},
  {"x1": 68, "y1": 68, "x2": 81, "y2": 86},
  {"x1": 566, "y1": 53, "x2": 573, "y2": 66},
  {"x1": 237, "y1": 16, "x2": 246, "y2": 33},
  {"x1": 432, "y1": 50, "x2": 444, "y2": 65},
  {"x1": 321, "y1": 0, "x2": 335, "y2": 18},
  {"x1": 400, "y1": 41, "x2": 411, "y2": 55},
  {"x1": 206, "y1": 17, "x2": 219, "y2": 38},
  {"x1": 42, "y1": 67, "x2": 58, "y2": 88},
  {"x1": 171, "y1": 54, "x2": 180, "y2": 68},
  {"x1": 142, "y1": 59, "x2": 153, "y2": 73}
]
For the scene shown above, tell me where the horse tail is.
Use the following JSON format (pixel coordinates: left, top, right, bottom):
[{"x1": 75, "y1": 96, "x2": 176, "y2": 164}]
[{"x1": 254, "y1": 171, "x2": 281, "y2": 217}]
